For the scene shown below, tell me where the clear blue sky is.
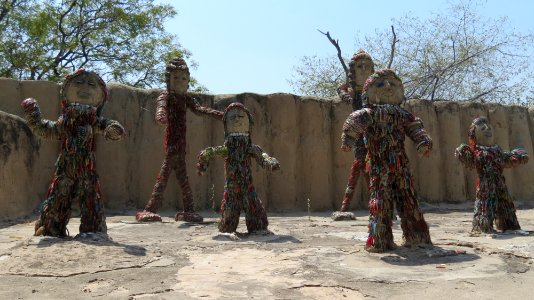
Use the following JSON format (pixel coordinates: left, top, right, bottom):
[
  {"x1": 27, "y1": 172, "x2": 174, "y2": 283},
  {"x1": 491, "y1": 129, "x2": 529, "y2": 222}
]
[{"x1": 158, "y1": 0, "x2": 533, "y2": 94}]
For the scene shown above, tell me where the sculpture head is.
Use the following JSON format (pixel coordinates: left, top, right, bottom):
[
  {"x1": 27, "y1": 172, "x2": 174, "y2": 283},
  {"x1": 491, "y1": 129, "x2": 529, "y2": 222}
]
[
  {"x1": 348, "y1": 49, "x2": 375, "y2": 89},
  {"x1": 362, "y1": 69, "x2": 404, "y2": 105},
  {"x1": 61, "y1": 69, "x2": 107, "y2": 107},
  {"x1": 222, "y1": 102, "x2": 254, "y2": 134},
  {"x1": 165, "y1": 57, "x2": 190, "y2": 94},
  {"x1": 468, "y1": 116, "x2": 494, "y2": 147}
]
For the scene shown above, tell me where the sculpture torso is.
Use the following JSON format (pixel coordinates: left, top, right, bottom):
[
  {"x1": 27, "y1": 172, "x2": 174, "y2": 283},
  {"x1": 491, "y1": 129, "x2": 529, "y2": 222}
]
[
  {"x1": 165, "y1": 94, "x2": 187, "y2": 153},
  {"x1": 224, "y1": 134, "x2": 253, "y2": 186},
  {"x1": 472, "y1": 145, "x2": 506, "y2": 197},
  {"x1": 364, "y1": 104, "x2": 411, "y2": 173},
  {"x1": 57, "y1": 104, "x2": 98, "y2": 177}
]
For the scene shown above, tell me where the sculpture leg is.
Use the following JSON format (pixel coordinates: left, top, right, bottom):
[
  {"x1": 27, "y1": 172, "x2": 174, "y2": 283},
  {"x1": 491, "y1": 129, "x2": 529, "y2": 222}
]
[
  {"x1": 340, "y1": 160, "x2": 363, "y2": 212},
  {"x1": 472, "y1": 196, "x2": 495, "y2": 233},
  {"x1": 366, "y1": 198, "x2": 395, "y2": 252},
  {"x1": 174, "y1": 152, "x2": 203, "y2": 222},
  {"x1": 136, "y1": 155, "x2": 174, "y2": 222},
  {"x1": 244, "y1": 185, "x2": 269, "y2": 233},
  {"x1": 35, "y1": 176, "x2": 74, "y2": 237},
  {"x1": 365, "y1": 175, "x2": 395, "y2": 252},
  {"x1": 78, "y1": 176, "x2": 107, "y2": 234},
  {"x1": 395, "y1": 179, "x2": 432, "y2": 246},
  {"x1": 495, "y1": 191, "x2": 520, "y2": 231},
  {"x1": 218, "y1": 187, "x2": 241, "y2": 233}
]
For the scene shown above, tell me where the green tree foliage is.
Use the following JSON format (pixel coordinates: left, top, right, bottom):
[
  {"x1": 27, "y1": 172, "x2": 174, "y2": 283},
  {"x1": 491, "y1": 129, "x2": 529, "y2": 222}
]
[
  {"x1": 288, "y1": 55, "x2": 346, "y2": 98},
  {"x1": 0, "y1": 0, "x2": 203, "y2": 90},
  {"x1": 289, "y1": 1, "x2": 534, "y2": 105}
]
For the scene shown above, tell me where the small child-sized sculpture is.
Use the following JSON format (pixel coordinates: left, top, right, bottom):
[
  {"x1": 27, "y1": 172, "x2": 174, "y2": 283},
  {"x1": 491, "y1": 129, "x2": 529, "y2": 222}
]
[
  {"x1": 334, "y1": 49, "x2": 375, "y2": 219},
  {"x1": 22, "y1": 69, "x2": 125, "y2": 237},
  {"x1": 455, "y1": 117, "x2": 528, "y2": 233},
  {"x1": 136, "y1": 58, "x2": 223, "y2": 223},
  {"x1": 341, "y1": 69, "x2": 432, "y2": 252},
  {"x1": 197, "y1": 103, "x2": 280, "y2": 233}
]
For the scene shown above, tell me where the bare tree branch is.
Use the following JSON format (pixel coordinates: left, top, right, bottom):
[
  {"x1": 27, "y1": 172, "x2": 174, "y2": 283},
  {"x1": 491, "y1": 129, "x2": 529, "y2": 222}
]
[
  {"x1": 317, "y1": 29, "x2": 349, "y2": 84},
  {"x1": 466, "y1": 85, "x2": 503, "y2": 102},
  {"x1": 387, "y1": 25, "x2": 398, "y2": 68}
]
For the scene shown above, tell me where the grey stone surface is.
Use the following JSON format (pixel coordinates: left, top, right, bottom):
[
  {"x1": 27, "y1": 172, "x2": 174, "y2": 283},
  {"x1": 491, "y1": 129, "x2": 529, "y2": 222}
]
[{"x1": 1, "y1": 206, "x2": 534, "y2": 299}]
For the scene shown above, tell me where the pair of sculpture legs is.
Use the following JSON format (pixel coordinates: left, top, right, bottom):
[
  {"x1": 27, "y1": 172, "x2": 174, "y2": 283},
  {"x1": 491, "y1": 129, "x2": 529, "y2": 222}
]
[
  {"x1": 218, "y1": 183, "x2": 268, "y2": 233},
  {"x1": 366, "y1": 176, "x2": 431, "y2": 252},
  {"x1": 143, "y1": 152, "x2": 202, "y2": 222},
  {"x1": 473, "y1": 193, "x2": 520, "y2": 233},
  {"x1": 35, "y1": 175, "x2": 105, "y2": 236}
]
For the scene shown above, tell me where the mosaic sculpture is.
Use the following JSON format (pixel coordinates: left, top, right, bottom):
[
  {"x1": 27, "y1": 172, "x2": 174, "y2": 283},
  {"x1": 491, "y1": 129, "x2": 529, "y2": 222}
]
[
  {"x1": 455, "y1": 117, "x2": 529, "y2": 233},
  {"x1": 334, "y1": 50, "x2": 375, "y2": 218},
  {"x1": 197, "y1": 102, "x2": 280, "y2": 233},
  {"x1": 22, "y1": 69, "x2": 125, "y2": 237},
  {"x1": 341, "y1": 69, "x2": 432, "y2": 252},
  {"x1": 136, "y1": 58, "x2": 223, "y2": 223}
]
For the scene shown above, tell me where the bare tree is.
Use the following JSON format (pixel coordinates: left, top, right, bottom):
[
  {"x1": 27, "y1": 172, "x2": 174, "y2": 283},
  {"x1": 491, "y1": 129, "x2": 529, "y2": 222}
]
[
  {"x1": 318, "y1": 30, "x2": 349, "y2": 84},
  {"x1": 290, "y1": 0, "x2": 534, "y2": 105}
]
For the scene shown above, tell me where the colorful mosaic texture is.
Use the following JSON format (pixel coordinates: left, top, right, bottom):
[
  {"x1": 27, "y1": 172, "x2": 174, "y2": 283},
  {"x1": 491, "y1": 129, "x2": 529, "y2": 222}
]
[
  {"x1": 197, "y1": 103, "x2": 280, "y2": 233},
  {"x1": 22, "y1": 69, "x2": 124, "y2": 237},
  {"x1": 456, "y1": 125, "x2": 528, "y2": 233}
]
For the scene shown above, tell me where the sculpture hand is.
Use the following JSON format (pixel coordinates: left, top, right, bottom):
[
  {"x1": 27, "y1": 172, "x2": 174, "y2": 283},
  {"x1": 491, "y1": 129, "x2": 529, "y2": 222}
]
[
  {"x1": 340, "y1": 144, "x2": 352, "y2": 152},
  {"x1": 418, "y1": 145, "x2": 431, "y2": 158},
  {"x1": 105, "y1": 122, "x2": 125, "y2": 141}
]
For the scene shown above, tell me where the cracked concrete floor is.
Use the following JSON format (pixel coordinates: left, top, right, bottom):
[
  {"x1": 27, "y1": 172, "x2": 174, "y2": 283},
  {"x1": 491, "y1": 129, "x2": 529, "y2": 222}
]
[{"x1": 1, "y1": 207, "x2": 533, "y2": 299}]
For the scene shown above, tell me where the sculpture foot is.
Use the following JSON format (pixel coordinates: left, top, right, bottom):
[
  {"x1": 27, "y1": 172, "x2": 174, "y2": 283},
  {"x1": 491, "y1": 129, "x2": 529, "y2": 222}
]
[
  {"x1": 175, "y1": 211, "x2": 203, "y2": 222},
  {"x1": 136, "y1": 211, "x2": 162, "y2": 222},
  {"x1": 331, "y1": 211, "x2": 356, "y2": 221}
]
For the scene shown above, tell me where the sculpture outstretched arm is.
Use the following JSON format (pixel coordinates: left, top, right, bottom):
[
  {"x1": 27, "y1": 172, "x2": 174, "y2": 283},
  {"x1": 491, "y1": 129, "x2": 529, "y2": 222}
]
[
  {"x1": 186, "y1": 96, "x2": 223, "y2": 121},
  {"x1": 155, "y1": 92, "x2": 168, "y2": 126},
  {"x1": 341, "y1": 109, "x2": 372, "y2": 152},
  {"x1": 502, "y1": 148, "x2": 529, "y2": 168},
  {"x1": 455, "y1": 143, "x2": 476, "y2": 169},
  {"x1": 95, "y1": 117, "x2": 125, "y2": 141},
  {"x1": 197, "y1": 146, "x2": 228, "y2": 175},
  {"x1": 249, "y1": 144, "x2": 280, "y2": 171},
  {"x1": 21, "y1": 98, "x2": 62, "y2": 139},
  {"x1": 404, "y1": 113, "x2": 432, "y2": 157},
  {"x1": 337, "y1": 83, "x2": 355, "y2": 104}
]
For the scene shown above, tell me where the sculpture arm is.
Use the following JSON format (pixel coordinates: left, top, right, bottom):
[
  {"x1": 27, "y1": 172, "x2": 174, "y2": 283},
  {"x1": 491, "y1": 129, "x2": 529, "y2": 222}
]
[
  {"x1": 155, "y1": 92, "x2": 168, "y2": 126},
  {"x1": 502, "y1": 148, "x2": 529, "y2": 168},
  {"x1": 249, "y1": 144, "x2": 280, "y2": 171},
  {"x1": 341, "y1": 109, "x2": 372, "y2": 151},
  {"x1": 20, "y1": 98, "x2": 62, "y2": 139},
  {"x1": 186, "y1": 96, "x2": 223, "y2": 121},
  {"x1": 403, "y1": 112, "x2": 432, "y2": 157},
  {"x1": 197, "y1": 145, "x2": 228, "y2": 175},
  {"x1": 455, "y1": 143, "x2": 476, "y2": 169},
  {"x1": 337, "y1": 83, "x2": 355, "y2": 104},
  {"x1": 95, "y1": 117, "x2": 126, "y2": 141}
]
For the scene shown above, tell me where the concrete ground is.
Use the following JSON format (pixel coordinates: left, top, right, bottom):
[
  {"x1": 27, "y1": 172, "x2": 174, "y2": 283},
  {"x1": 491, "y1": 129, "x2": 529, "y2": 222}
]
[{"x1": 1, "y1": 205, "x2": 533, "y2": 300}]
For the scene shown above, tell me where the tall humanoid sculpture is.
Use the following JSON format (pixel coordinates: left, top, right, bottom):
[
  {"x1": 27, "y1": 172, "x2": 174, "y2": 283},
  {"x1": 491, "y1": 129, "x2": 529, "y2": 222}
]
[
  {"x1": 335, "y1": 49, "x2": 375, "y2": 216},
  {"x1": 341, "y1": 69, "x2": 432, "y2": 252},
  {"x1": 22, "y1": 69, "x2": 125, "y2": 237},
  {"x1": 197, "y1": 102, "x2": 280, "y2": 233},
  {"x1": 136, "y1": 58, "x2": 223, "y2": 222},
  {"x1": 455, "y1": 117, "x2": 528, "y2": 233}
]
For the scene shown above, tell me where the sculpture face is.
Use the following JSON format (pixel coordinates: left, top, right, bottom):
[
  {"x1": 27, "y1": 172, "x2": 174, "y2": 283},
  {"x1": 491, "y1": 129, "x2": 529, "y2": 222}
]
[
  {"x1": 64, "y1": 73, "x2": 104, "y2": 106},
  {"x1": 225, "y1": 108, "x2": 250, "y2": 133},
  {"x1": 169, "y1": 69, "x2": 190, "y2": 94},
  {"x1": 354, "y1": 58, "x2": 374, "y2": 87},
  {"x1": 473, "y1": 117, "x2": 494, "y2": 146},
  {"x1": 366, "y1": 74, "x2": 404, "y2": 105}
]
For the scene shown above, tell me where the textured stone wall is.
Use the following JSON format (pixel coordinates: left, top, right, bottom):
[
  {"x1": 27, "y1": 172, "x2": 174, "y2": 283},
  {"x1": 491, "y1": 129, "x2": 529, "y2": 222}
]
[{"x1": 1, "y1": 78, "x2": 533, "y2": 219}]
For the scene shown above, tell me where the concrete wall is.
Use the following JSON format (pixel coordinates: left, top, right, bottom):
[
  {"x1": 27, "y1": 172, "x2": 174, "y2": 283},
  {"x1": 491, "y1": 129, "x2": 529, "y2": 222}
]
[{"x1": 1, "y1": 78, "x2": 533, "y2": 219}]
